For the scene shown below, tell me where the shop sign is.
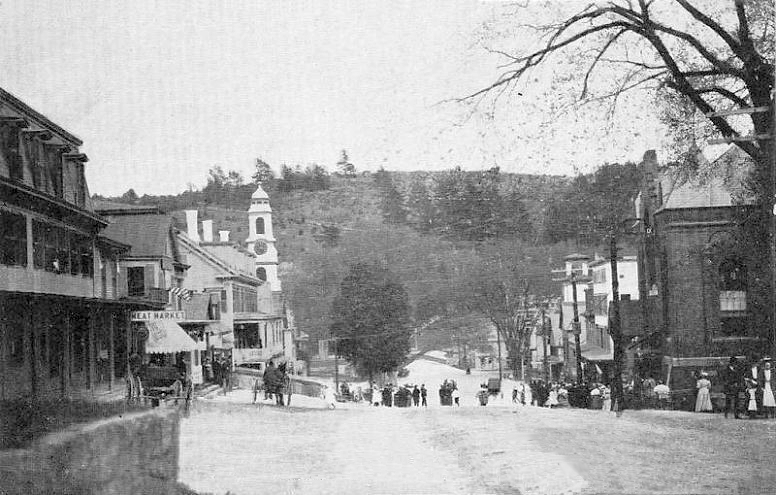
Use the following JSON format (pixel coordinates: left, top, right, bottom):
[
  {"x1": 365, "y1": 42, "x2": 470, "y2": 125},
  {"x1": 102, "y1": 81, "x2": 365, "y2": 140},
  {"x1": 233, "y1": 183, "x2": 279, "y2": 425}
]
[{"x1": 131, "y1": 310, "x2": 185, "y2": 322}]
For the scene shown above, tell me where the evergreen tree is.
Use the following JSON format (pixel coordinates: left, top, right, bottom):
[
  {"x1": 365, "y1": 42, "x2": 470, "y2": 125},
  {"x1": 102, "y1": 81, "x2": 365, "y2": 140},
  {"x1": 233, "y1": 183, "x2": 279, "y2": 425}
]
[
  {"x1": 330, "y1": 263, "x2": 412, "y2": 380},
  {"x1": 252, "y1": 157, "x2": 275, "y2": 185},
  {"x1": 381, "y1": 180, "x2": 408, "y2": 225},
  {"x1": 406, "y1": 178, "x2": 436, "y2": 233},
  {"x1": 336, "y1": 149, "x2": 356, "y2": 178}
]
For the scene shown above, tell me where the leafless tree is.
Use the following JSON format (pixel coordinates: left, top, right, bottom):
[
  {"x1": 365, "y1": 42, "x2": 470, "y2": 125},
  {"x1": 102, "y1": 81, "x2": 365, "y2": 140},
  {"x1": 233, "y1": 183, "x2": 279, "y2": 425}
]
[
  {"x1": 470, "y1": 0, "x2": 773, "y2": 186},
  {"x1": 469, "y1": 0, "x2": 774, "y2": 409}
]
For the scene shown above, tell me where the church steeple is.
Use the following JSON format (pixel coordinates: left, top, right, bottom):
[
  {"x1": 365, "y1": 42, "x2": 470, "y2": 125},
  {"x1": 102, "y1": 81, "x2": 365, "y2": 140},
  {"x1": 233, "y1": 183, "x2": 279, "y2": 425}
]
[{"x1": 246, "y1": 183, "x2": 281, "y2": 292}]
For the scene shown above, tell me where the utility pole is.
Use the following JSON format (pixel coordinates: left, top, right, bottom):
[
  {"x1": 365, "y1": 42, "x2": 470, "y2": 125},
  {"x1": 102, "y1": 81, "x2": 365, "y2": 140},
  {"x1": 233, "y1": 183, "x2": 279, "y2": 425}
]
[
  {"x1": 609, "y1": 230, "x2": 624, "y2": 416},
  {"x1": 571, "y1": 272, "x2": 584, "y2": 384},
  {"x1": 497, "y1": 327, "x2": 503, "y2": 387},
  {"x1": 541, "y1": 306, "x2": 549, "y2": 383},
  {"x1": 333, "y1": 339, "x2": 339, "y2": 392}
]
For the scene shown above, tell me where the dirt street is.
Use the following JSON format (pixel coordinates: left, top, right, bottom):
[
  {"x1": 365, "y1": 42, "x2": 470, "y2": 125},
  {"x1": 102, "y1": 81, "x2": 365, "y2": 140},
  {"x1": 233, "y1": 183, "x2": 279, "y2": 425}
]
[{"x1": 179, "y1": 396, "x2": 776, "y2": 495}]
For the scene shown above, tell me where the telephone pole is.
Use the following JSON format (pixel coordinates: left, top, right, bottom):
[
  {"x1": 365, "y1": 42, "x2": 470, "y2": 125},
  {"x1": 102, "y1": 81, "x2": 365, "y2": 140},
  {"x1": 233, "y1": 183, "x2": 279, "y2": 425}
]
[{"x1": 571, "y1": 272, "x2": 584, "y2": 384}]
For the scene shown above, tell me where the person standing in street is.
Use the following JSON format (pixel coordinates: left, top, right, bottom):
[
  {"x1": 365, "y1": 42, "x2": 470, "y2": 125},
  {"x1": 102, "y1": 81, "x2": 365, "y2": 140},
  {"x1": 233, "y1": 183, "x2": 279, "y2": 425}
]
[
  {"x1": 722, "y1": 356, "x2": 743, "y2": 419},
  {"x1": 412, "y1": 385, "x2": 420, "y2": 407},
  {"x1": 372, "y1": 383, "x2": 381, "y2": 407},
  {"x1": 695, "y1": 372, "x2": 713, "y2": 412},
  {"x1": 420, "y1": 384, "x2": 428, "y2": 407},
  {"x1": 746, "y1": 379, "x2": 759, "y2": 418},
  {"x1": 758, "y1": 357, "x2": 776, "y2": 418},
  {"x1": 452, "y1": 387, "x2": 460, "y2": 407},
  {"x1": 748, "y1": 357, "x2": 762, "y2": 416}
]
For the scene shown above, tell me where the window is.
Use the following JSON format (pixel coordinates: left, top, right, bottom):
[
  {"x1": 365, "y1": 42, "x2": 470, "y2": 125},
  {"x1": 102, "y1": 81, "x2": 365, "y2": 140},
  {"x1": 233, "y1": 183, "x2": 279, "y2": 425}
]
[
  {"x1": 255, "y1": 217, "x2": 265, "y2": 235},
  {"x1": 719, "y1": 258, "x2": 746, "y2": 291},
  {"x1": 233, "y1": 285, "x2": 258, "y2": 313},
  {"x1": 127, "y1": 267, "x2": 145, "y2": 297},
  {"x1": 32, "y1": 220, "x2": 95, "y2": 276},
  {"x1": 0, "y1": 210, "x2": 27, "y2": 266},
  {"x1": 1, "y1": 125, "x2": 23, "y2": 181},
  {"x1": 256, "y1": 267, "x2": 267, "y2": 281},
  {"x1": 220, "y1": 289, "x2": 227, "y2": 314}
]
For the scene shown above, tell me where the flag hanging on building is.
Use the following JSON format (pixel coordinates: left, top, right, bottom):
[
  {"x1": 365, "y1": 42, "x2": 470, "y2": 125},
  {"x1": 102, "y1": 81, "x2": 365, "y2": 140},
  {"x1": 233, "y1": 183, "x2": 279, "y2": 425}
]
[{"x1": 170, "y1": 287, "x2": 193, "y2": 301}]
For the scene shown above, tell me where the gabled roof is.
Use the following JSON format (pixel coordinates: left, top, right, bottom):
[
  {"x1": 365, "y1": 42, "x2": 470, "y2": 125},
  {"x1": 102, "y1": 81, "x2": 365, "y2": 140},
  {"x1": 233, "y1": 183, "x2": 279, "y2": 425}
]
[
  {"x1": 101, "y1": 213, "x2": 175, "y2": 258},
  {"x1": 0, "y1": 87, "x2": 83, "y2": 147},
  {"x1": 658, "y1": 145, "x2": 755, "y2": 211},
  {"x1": 176, "y1": 232, "x2": 262, "y2": 285}
]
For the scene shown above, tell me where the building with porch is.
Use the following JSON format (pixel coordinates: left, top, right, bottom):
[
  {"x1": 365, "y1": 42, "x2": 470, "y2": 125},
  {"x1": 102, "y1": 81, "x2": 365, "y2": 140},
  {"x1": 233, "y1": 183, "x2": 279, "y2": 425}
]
[{"x1": 0, "y1": 87, "x2": 159, "y2": 401}]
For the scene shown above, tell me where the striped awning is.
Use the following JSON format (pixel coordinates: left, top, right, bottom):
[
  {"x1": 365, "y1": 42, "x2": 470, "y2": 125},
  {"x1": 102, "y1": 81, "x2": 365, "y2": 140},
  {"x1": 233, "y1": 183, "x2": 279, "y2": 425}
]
[{"x1": 145, "y1": 319, "x2": 198, "y2": 354}]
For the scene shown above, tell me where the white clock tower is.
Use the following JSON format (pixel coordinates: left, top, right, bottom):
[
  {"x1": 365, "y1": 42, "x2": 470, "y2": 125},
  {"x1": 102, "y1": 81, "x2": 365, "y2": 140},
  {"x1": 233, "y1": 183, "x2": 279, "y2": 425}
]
[{"x1": 246, "y1": 183, "x2": 281, "y2": 292}]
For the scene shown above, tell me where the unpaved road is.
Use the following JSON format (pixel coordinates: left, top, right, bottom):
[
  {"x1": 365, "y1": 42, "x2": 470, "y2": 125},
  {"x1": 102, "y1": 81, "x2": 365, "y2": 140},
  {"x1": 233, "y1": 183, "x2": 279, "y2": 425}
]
[{"x1": 179, "y1": 395, "x2": 776, "y2": 495}]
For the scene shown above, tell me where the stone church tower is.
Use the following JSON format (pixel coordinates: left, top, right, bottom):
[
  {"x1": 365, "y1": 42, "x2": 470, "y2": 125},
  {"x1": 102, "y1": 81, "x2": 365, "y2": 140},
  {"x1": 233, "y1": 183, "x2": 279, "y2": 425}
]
[{"x1": 246, "y1": 183, "x2": 282, "y2": 300}]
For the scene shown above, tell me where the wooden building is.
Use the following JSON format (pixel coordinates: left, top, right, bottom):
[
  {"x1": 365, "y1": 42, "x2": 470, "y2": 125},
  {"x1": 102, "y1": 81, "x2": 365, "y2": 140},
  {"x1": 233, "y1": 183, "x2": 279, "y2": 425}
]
[{"x1": 0, "y1": 88, "x2": 162, "y2": 401}]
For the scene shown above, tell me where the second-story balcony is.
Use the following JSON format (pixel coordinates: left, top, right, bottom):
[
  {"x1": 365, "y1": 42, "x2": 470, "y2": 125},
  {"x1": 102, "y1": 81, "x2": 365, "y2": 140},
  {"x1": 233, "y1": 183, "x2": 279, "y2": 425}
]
[{"x1": 720, "y1": 291, "x2": 746, "y2": 313}]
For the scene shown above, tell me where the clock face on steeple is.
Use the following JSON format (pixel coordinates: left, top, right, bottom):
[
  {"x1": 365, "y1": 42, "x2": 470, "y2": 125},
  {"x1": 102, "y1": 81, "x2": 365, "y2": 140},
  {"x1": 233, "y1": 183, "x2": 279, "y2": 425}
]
[{"x1": 253, "y1": 240, "x2": 268, "y2": 255}]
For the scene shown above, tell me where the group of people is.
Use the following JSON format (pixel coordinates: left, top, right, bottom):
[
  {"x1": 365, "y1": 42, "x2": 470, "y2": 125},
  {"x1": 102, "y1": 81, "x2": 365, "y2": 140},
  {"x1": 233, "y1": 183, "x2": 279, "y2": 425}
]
[
  {"x1": 254, "y1": 360, "x2": 290, "y2": 406},
  {"x1": 369, "y1": 383, "x2": 428, "y2": 407},
  {"x1": 721, "y1": 356, "x2": 776, "y2": 419},
  {"x1": 527, "y1": 380, "x2": 571, "y2": 408}
]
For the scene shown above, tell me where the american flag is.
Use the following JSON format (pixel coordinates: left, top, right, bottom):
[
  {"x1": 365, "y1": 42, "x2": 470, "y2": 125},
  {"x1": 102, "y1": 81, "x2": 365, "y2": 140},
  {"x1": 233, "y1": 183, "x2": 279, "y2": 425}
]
[{"x1": 170, "y1": 287, "x2": 193, "y2": 301}]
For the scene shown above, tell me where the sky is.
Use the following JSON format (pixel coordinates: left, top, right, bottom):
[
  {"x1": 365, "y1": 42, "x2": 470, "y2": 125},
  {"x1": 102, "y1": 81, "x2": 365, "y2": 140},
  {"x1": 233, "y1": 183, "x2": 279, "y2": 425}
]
[{"x1": 0, "y1": 0, "x2": 674, "y2": 196}]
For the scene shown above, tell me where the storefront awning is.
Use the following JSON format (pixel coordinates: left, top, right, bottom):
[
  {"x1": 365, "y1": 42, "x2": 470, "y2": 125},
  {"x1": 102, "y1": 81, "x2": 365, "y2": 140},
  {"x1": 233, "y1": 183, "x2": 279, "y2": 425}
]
[
  {"x1": 145, "y1": 319, "x2": 199, "y2": 354},
  {"x1": 580, "y1": 343, "x2": 613, "y2": 362}
]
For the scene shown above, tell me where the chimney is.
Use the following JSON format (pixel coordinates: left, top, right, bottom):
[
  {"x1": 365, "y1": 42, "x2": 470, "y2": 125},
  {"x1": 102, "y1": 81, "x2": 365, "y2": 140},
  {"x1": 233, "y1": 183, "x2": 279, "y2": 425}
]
[
  {"x1": 202, "y1": 219, "x2": 214, "y2": 242},
  {"x1": 219, "y1": 230, "x2": 230, "y2": 242},
  {"x1": 184, "y1": 210, "x2": 200, "y2": 242}
]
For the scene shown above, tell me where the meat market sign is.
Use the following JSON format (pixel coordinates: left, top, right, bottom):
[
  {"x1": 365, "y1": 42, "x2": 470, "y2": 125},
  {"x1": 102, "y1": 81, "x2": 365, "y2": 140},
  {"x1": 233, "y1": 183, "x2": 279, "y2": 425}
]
[{"x1": 131, "y1": 310, "x2": 185, "y2": 322}]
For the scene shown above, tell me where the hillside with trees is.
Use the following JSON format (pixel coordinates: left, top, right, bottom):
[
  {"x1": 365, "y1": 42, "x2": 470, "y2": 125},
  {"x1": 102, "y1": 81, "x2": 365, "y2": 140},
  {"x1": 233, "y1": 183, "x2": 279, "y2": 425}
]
[{"x1": 94, "y1": 158, "x2": 643, "y2": 367}]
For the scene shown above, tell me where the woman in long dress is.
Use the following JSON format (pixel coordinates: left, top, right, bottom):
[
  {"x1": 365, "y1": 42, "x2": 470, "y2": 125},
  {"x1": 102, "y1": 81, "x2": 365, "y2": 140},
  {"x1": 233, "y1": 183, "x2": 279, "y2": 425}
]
[
  {"x1": 695, "y1": 373, "x2": 713, "y2": 412},
  {"x1": 759, "y1": 360, "x2": 776, "y2": 418}
]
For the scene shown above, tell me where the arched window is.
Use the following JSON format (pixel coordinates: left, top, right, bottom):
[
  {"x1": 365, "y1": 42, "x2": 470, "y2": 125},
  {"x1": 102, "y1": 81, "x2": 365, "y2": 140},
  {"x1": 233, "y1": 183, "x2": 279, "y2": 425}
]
[
  {"x1": 255, "y1": 217, "x2": 265, "y2": 235},
  {"x1": 719, "y1": 257, "x2": 746, "y2": 291},
  {"x1": 256, "y1": 267, "x2": 267, "y2": 281}
]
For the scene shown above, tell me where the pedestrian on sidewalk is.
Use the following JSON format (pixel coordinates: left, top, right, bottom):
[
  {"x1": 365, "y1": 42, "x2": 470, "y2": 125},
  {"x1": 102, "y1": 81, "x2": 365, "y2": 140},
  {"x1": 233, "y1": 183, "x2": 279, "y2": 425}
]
[
  {"x1": 601, "y1": 384, "x2": 611, "y2": 412},
  {"x1": 746, "y1": 379, "x2": 759, "y2": 418},
  {"x1": 695, "y1": 372, "x2": 713, "y2": 413},
  {"x1": 758, "y1": 357, "x2": 776, "y2": 418},
  {"x1": 722, "y1": 356, "x2": 743, "y2": 418},
  {"x1": 420, "y1": 384, "x2": 428, "y2": 407}
]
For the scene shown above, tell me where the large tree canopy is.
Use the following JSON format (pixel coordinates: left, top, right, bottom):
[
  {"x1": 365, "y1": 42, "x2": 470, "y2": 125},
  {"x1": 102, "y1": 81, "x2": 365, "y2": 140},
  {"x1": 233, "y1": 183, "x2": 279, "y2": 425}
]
[
  {"x1": 329, "y1": 262, "x2": 412, "y2": 379},
  {"x1": 472, "y1": 0, "x2": 773, "y2": 186}
]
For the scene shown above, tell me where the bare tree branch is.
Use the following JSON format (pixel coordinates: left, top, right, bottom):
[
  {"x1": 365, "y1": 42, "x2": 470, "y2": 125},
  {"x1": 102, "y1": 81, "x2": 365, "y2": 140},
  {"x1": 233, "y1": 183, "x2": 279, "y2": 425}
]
[
  {"x1": 675, "y1": 0, "x2": 744, "y2": 59},
  {"x1": 582, "y1": 28, "x2": 629, "y2": 98}
]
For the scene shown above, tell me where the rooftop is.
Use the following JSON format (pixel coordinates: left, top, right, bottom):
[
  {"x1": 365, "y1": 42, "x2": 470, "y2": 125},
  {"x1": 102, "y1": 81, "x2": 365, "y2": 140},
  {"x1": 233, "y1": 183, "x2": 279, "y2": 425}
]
[{"x1": 100, "y1": 213, "x2": 175, "y2": 258}]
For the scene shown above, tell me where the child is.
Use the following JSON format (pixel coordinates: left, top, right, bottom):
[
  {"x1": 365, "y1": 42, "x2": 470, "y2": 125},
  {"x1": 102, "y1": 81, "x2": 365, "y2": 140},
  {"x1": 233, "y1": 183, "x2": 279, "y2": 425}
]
[{"x1": 747, "y1": 379, "x2": 758, "y2": 419}]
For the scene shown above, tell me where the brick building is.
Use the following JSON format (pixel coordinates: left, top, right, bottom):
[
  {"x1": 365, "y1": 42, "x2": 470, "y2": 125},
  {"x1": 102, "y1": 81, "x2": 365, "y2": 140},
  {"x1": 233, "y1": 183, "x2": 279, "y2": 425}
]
[{"x1": 633, "y1": 148, "x2": 765, "y2": 377}]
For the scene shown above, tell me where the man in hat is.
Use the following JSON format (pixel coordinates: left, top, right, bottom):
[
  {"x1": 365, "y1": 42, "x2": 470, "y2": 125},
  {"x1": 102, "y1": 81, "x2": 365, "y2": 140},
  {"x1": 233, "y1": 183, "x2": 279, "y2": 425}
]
[{"x1": 721, "y1": 356, "x2": 743, "y2": 419}]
